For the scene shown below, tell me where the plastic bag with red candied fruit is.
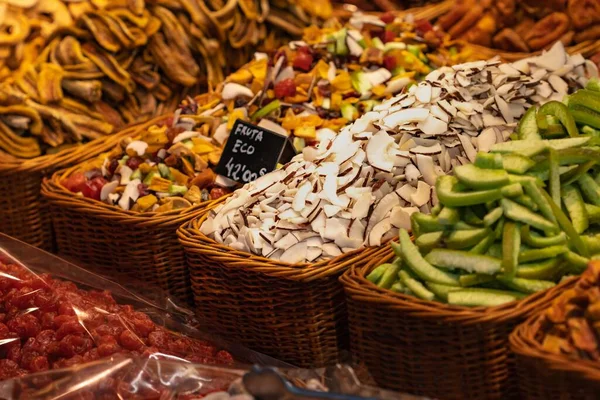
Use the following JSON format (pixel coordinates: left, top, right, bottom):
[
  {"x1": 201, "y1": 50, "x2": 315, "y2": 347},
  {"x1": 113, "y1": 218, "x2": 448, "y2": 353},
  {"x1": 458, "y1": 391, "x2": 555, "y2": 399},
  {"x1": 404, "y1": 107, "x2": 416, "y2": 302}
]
[{"x1": 0, "y1": 233, "x2": 286, "y2": 384}]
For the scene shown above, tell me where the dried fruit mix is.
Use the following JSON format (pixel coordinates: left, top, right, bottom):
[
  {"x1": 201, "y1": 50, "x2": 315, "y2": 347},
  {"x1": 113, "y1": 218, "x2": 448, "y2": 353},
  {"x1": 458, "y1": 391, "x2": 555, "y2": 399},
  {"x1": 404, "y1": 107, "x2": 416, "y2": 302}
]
[{"x1": 537, "y1": 261, "x2": 600, "y2": 361}]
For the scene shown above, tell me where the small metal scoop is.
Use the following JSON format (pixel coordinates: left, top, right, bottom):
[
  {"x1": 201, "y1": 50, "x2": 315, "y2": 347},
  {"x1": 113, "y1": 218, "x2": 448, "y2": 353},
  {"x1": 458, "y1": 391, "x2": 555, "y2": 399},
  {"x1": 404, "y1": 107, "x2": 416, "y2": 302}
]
[{"x1": 242, "y1": 366, "x2": 378, "y2": 400}]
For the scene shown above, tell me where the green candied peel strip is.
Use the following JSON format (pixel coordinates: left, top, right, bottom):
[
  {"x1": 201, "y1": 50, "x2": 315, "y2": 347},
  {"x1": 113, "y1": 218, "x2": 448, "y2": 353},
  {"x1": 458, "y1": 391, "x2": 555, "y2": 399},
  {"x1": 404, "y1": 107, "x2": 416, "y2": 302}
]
[
  {"x1": 522, "y1": 180, "x2": 557, "y2": 224},
  {"x1": 518, "y1": 105, "x2": 541, "y2": 140},
  {"x1": 399, "y1": 229, "x2": 459, "y2": 286},
  {"x1": 415, "y1": 231, "x2": 443, "y2": 252},
  {"x1": 498, "y1": 276, "x2": 556, "y2": 294},
  {"x1": 520, "y1": 225, "x2": 567, "y2": 247},
  {"x1": 513, "y1": 195, "x2": 538, "y2": 211},
  {"x1": 517, "y1": 259, "x2": 563, "y2": 280},
  {"x1": 436, "y1": 175, "x2": 503, "y2": 207},
  {"x1": 582, "y1": 234, "x2": 600, "y2": 255},
  {"x1": 569, "y1": 103, "x2": 600, "y2": 129},
  {"x1": 540, "y1": 189, "x2": 589, "y2": 257},
  {"x1": 501, "y1": 198, "x2": 557, "y2": 233},
  {"x1": 425, "y1": 282, "x2": 461, "y2": 302},
  {"x1": 586, "y1": 203, "x2": 600, "y2": 224},
  {"x1": 447, "y1": 288, "x2": 525, "y2": 307},
  {"x1": 463, "y1": 208, "x2": 484, "y2": 226},
  {"x1": 549, "y1": 148, "x2": 561, "y2": 207},
  {"x1": 425, "y1": 248, "x2": 502, "y2": 275},
  {"x1": 377, "y1": 263, "x2": 400, "y2": 289},
  {"x1": 564, "y1": 251, "x2": 590, "y2": 274},
  {"x1": 438, "y1": 207, "x2": 460, "y2": 225},
  {"x1": 538, "y1": 101, "x2": 579, "y2": 138},
  {"x1": 469, "y1": 234, "x2": 495, "y2": 255},
  {"x1": 561, "y1": 160, "x2": 597, "y2": 186},
  {"x1": 561, "y1": 185, "x2": 589, "y2": 234},
  {"x1": 578, "y1": 173, "x2": 600, "y2": 206},
  {"x1": 366, "y1": 263, "x2": 391, "y2": 284},
  {"x1": 445, "y1": 228, "x2": 491, "y2": 250},
  {"x1": 454, "y1": 164, "x2": 509, "y2": 190},
  {"x1": 502, "y1": 154, "x2": 536, "y2": 174},
  {"x1": 483, "y1": 207, "x2": 503, "y2": 227},
  {"x1": 251, "y1": 99, "x2": 281, "y2": 120},
  {"x1": 491, "y1": 140, "x2": 548, "y2": 157},
  {"x1": 475, "y1": 152, "x2": 503, "y2": 169},
  {"x1": 411, "y1": 213, "x2": 444, "y2": 233},
  {"x1": 502, "y1": 221, "x2": 519, "y2": 280},
  {"x1": 459, "y1": 273, "x2": 495, "y2": 287},
  {"x1": 399, "y1": 270, "x2": 435, "y2": 301},
  {"x1": 519, "y1": 245, "x2": 569, "y2": 263},
  {"x1": 501, "y1": 183, "x2": 524, "y2": 198}
]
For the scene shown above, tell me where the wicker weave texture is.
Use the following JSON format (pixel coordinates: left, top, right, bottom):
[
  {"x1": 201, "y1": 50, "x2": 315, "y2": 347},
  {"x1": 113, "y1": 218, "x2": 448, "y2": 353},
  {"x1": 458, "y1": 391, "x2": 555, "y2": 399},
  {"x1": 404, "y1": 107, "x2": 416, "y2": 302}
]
[
  {"x1": 0, "y1": 171, "x2": 51, "y2": 250},
  {"x1": 41, "y1": 163, "x2": 213, "y2": 307},
  {"x1": 341, "y1": 248, "x2": 576, "y2": 400},
  {"x1": 0, "y1": 116, "x2": 168, "y2": 250},
  {"x1": 510, "y1": 309, "x2": 600, "y2": 400},
  {"x1": 178, "y1": 208, "x2": 389, "y2": 368}
]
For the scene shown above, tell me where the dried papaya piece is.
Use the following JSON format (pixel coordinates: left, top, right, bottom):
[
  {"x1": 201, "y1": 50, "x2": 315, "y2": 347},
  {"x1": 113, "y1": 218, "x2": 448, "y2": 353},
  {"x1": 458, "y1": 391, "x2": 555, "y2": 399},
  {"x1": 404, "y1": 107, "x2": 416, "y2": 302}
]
[
  {"x1": 525, "y1": 12, "x2": 570, "y2": 51},
  {"x1": 82, "y1": 43, "x2": 135, "y2": 93},
  {"x1": 568, "y1": 0, "x2": 600, "y2": 30},
  {"x1": 493, "y1": 28, "x2": 530, "y2": 52}
]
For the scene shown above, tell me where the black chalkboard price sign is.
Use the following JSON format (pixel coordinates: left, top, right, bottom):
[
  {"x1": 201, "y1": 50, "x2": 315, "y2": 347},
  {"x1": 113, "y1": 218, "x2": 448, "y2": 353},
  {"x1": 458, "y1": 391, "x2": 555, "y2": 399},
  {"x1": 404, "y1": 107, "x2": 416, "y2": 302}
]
[{"x1": 216, "y1": 119, "x2": 290, "y2": 184}]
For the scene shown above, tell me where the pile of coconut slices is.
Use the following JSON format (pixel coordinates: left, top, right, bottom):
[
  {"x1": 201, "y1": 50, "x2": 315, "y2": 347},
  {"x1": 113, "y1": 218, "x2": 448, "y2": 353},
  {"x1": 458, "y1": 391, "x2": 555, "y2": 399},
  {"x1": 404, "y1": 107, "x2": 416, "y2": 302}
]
[{"x1": 201, "y1": 43, "x2": 598, "y2": 264}]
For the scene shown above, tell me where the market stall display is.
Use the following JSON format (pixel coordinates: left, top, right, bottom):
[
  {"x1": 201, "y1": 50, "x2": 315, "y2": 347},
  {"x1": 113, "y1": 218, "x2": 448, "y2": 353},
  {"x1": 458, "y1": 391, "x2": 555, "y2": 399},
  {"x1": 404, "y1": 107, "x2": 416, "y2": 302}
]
[
  {"x1": 178, "y1": 45, "x2": 593, "y2": 368},
  {"x1": 201, "y1": 42, "x2": 592, "y2": 263},
  {"x1": 339, "y1": 82, "x2": 600, "y2": 398},
  {"x1": 41, "y1": 12, "x2": 468, "y2": 305},
  {"x1": 0, "y1": 0, "x2": 328, "y2": 250},
  {"x1": 511, "y1": 261, "x2": 600, "y2": 400}
]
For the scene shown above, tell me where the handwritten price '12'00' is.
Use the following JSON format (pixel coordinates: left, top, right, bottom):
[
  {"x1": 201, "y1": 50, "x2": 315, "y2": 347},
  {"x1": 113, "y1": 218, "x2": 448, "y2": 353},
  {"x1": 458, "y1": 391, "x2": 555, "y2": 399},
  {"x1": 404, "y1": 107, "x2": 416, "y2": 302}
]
[{"x1": 224, "y1": 157, "x2": 267, "y2": 183}]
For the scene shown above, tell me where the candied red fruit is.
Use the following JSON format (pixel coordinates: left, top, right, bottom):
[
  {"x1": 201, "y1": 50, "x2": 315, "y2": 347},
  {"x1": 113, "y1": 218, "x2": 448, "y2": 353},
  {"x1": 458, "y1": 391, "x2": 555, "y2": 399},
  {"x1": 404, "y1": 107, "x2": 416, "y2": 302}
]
[
  {"x1": 0, "y1": 261, "x2": 236, "y2": 379},
  {"x1": 274, "y1": 78, "x2": 297, "y2": 99}
]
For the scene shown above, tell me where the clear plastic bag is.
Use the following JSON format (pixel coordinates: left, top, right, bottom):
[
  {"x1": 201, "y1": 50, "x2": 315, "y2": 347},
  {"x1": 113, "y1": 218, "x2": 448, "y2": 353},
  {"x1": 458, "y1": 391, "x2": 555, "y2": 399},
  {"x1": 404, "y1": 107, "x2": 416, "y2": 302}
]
[
  {"x1": 0, "y1": 234, "x2": 427, "y2": 399},
  {"x1": 0, "y1": 233, "x2": 285, "y2": 382},
  {"x1": 0, "y1": 357, "x2": 429, "y2": 399}
]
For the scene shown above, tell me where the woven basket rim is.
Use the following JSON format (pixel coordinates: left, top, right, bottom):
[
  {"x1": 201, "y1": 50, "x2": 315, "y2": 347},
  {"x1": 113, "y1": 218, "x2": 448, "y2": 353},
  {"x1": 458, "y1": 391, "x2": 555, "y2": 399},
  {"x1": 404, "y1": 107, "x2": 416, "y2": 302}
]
[
  {"x1": 340, "y1": 246, "x2": 578, "y2": 325},
  {"x1": 0, "y1": 116, "x2": 170, "y2": 174},
  {"x1": 509, "y1": 291, "x2": 600, "y2": 383},
  {"x1": 178, "y1": 197, "x2": 391, "y2": 282}
]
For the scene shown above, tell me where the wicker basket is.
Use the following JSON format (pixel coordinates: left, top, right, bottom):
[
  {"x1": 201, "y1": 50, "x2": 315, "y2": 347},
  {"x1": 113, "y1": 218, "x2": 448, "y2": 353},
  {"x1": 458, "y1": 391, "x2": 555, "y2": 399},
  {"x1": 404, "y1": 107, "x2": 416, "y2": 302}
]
[
  {"x1": 40, "y1": 138, "x2": 218, "y2": 306},
  {"x1": 510, "y1": 289, "x2": 600, "y2": 400},
  {"x1": 177, "y1": 204, "x2": 390, "y2": 368},
  {"x1": 340, "y1": 246, "x2": 577, "y2": 400},
  {"x1": 0, "y1": 116, "x2": 167, "y2": 251}
]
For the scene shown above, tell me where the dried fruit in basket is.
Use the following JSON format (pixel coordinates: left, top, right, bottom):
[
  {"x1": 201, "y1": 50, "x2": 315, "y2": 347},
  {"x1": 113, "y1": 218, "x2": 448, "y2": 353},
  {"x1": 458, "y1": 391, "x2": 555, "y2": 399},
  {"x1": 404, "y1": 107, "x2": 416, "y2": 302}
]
[
  {"x1": 0, "y1": 259, "x2": 235, "y2": 380},
  {"x1": 200, "y1": 44, "x2": 593, "y2": 264},
  {"x1": 367, "y1": 84, "x2": 600, "y2": 307},
  {"x1": 436, "y1": 0, "x2": 600, "y2": 52},
  {"x1": 60, "y1": 12, "x2": 465, "y2": 212},
  {"x1": 536, "y1": 260, "x2": 600, "y2": 360},
  {"x1": 0, "y1": 0, "x2": 331, "y2": 159}
]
